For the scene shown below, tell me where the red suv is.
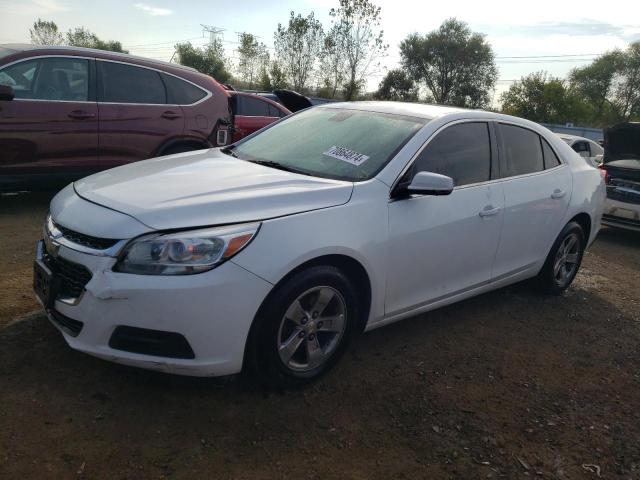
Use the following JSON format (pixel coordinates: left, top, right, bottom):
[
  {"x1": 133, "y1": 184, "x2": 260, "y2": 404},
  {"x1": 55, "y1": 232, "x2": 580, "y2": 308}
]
[{"x1": 0, "y1": 44, "x2": 233, "y2": 191}]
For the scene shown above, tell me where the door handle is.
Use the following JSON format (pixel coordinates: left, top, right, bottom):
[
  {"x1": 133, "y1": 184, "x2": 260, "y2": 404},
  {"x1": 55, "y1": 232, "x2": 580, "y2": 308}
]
[
  {"x1": 68, "y1": 110, "x2": 95, "y2": 120},
  {"x1": 479, "y1": 206, "x2": 501, "y2": 217},
  {"x1": 161, "y1": 111, "x2": 181, "y2": 120},
  {"x1": 551, "y1": 189, "x2": 566, "y2": 199}
]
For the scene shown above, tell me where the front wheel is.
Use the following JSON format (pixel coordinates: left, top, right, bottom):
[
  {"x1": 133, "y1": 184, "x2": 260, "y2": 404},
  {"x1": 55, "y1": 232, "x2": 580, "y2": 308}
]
[
  {"x1": 537, "y1": 221, "x2": 585, "y2": 294},
  {"x1": 248, "y1": 265, "x2": 359, "y2": 388}
]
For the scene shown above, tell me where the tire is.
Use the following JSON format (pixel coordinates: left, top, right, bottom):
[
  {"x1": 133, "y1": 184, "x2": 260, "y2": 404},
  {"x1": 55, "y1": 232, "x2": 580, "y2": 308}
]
[
  {"x1": 247, "y1": 265, "x2": 360, "y2": 388},
  {"x1": 536, "y1": 221, "x2": 585, "y2": 294}
]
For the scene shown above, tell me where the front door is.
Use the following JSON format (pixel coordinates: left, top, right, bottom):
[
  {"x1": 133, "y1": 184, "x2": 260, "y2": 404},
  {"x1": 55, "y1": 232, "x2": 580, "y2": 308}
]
[
  {"x1": 386, "y1": 121, "x2": 504, "y2": 316},
  {"x1": 0, "y1": 56, "x2": 98, "y2": 181},
  {"x1": 96, "y1": 60, "x2": 184, "y2": 169}
]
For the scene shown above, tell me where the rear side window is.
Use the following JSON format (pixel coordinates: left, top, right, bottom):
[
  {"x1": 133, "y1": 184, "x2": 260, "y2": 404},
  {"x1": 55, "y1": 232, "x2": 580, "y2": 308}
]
[
  {"x1": 413, "y1": 122, "x2": 492, "y2": 187},
  {"x1": 268, "y1": 104, "x2": 281, "y2": 117},
  {"x1": 499, "y1": 124, "x2": 544, "y2": 177},
  {"x1": 238, "y1": 95, "x2": 270, "y2": 116},
  {"x1": 541, "y1": 138, "x2": 561, "y2": 169},
  {"x1": 0, "y1": 57, "x2": 89, "y2": 101},
  {"x1": 572, "y1": 141, "x2": 590, "y2": 155},
  {"x1": 98, "y1": 61, "x2": 165, "y2": 104},
  {"x1": 162, "y1": 73, "x2": 207, "y2": 105}
]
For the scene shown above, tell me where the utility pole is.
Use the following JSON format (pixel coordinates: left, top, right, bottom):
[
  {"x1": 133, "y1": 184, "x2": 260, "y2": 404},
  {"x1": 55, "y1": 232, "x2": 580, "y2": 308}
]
[{"x1": 201, "y1": 25, "x2": 225, "y2": 45}]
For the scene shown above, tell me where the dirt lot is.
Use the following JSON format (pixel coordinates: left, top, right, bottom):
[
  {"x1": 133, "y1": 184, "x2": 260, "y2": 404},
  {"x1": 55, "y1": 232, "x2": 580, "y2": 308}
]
[{"x1": 1, "y1": 191, "x2": 639, "y2": 480}]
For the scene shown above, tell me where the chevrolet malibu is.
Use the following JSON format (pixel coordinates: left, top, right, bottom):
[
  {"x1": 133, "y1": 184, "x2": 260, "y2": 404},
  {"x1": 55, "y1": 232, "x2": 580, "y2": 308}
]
[{"x1": 35, "y1": 102, "x2": 606, "y2": 387}]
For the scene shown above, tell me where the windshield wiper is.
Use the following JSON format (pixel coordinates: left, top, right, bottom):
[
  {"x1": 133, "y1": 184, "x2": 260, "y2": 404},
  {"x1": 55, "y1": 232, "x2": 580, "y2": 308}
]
[
  {"x1": 221, "y1": 146, "x2": 238, "y2": 158},
  {"x1": 247, "y1": 159, "x2": 311, "y2": 176}
]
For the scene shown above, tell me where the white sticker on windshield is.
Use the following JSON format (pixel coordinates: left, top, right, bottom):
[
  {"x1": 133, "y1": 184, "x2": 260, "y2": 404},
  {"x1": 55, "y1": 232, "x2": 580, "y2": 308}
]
[{"x1": 323, "y1": 145, "x2": 370, "y2": 166}]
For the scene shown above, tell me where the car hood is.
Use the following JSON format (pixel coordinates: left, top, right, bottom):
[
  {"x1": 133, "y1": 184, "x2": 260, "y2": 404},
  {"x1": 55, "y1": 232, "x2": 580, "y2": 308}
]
[
  {"x1": 604, "y1": 122, "x2": 640, "y2": 163},
  {"x1": 74, "y1": 149, "x2": 353, "y2": 231}
]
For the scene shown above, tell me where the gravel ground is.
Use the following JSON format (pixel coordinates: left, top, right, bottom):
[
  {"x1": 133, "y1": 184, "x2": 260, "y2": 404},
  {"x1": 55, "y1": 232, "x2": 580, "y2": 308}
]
[{"x1": 1, "y1": 191, "x2": 639, "y2": 479}]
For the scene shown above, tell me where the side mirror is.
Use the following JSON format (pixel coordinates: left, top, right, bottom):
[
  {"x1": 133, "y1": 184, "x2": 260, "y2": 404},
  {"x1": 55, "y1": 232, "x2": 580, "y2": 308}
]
[
  {"x1": 0, "y1": 85, "x2": 15, "y2": 101},
  {"x1": 406, "y1": 171, "x2": 454, "y2": 196}
]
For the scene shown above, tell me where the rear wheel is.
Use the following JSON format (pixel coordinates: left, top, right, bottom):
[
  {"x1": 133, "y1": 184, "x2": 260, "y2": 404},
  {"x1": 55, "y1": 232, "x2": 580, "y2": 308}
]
[
  {"x1": 537, "y1": 221, "x2": 585, "y2": 294},
  {"x1": 248, "y1": 265, "x2": 359, "y2": 388}
]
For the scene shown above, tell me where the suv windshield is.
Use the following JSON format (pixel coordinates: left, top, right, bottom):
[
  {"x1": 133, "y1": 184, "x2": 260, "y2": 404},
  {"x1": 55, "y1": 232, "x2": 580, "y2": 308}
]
[{"x1": 232, "y1": 107, "x2": 427, "y2": 181}]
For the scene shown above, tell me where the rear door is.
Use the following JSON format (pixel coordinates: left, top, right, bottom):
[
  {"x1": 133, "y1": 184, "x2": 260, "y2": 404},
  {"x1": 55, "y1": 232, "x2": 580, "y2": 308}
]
[
  {"x1": 0, "y1": 56, "x2": 98, "y2": 180},
  {"x1": 491, "y1": 123, "x2": 572, "y2": 279},
  {"x1": 232, "y1": 94, "x2": 282, "y2": 142},
  {"x1": 96, "y1": 60, "x2": 184, "y2": 169}
]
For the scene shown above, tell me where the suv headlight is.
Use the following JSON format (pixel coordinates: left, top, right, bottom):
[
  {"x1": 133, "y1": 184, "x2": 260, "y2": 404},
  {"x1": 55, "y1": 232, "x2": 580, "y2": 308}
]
[{"x1": 114, "y1": 222, "x2": 260, "y2": 275}]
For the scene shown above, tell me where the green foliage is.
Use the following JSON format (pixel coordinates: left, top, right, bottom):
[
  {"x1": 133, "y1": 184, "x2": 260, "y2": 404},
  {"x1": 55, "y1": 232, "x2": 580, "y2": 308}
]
[
  {"x1": 174, "y1": 41, "x2": 231, "y2": 83},
  {"x1": 375, "y1": 69, "x2": 418, "y2": 101},
  {"x1": 318, "y1": 24, "x2": 347, "y2": 99},
  {"x1": 274, "y1": 11, "x2": 324, "y2": 92},
  {"x1": 66, "y1": 27, "x2": 128, "y2": 53},
  {"x1": 269, "y1": 61, "x2": 289, "y2": 90},
  {"x1": 500, "y1": 72, "x2": 589, "y2": 124},
  {"x1": 400, "y1": 18, "x2": 497, "y2": 108},
  {"x1": 237, "y1": 33, "x2": 270, "y2": 88},
  {"x1": 329, "y1": 0, "x2": 387, "y2": 100},
  {"x1": 29, "y1": 19, "x2": 63, "y2": 46}
]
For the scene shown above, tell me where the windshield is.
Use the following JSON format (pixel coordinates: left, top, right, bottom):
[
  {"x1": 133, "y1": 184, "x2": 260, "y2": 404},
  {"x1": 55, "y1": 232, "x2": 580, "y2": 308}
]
[{"x1": 232, "y1": 107, "x2": 427, "y2": 181}]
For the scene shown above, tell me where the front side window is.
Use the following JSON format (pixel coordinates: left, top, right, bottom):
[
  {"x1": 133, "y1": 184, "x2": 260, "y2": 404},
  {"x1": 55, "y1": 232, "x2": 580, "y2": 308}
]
[
  {"x1": 0, "y1": 57, "x2": 89, "y2": 101},
  {"x1": 499, "y1": 124, "x2": 544, "y2": 177},
  {"x1": 411, "y1": 122, "x2": 492, "y2": 187},
  {"x1": 98, "y1": 61, "x2": 165, "y2": 104},
  {"x1": 231, "y1": 107, "x2": 426, "y2": 181}
]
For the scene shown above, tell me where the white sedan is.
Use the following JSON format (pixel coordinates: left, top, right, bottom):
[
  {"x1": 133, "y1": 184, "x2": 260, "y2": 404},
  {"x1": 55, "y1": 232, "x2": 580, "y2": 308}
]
[
  {"x1": 557, "y1": 133, "x2": 604, "y2": 166},
  {"x1": 35, "y1": 102, "x2": 606, "y2": 387}
]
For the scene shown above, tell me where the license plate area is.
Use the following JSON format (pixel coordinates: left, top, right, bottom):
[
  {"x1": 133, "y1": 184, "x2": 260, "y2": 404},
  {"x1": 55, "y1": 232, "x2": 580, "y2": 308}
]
[{"x1": 33, "y1": 241, "x2": 59, "y2": 309}]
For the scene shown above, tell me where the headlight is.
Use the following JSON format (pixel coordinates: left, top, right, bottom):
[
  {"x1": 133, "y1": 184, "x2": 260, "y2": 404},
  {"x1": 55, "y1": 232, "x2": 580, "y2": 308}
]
[{"x1": 114, "y1": 222, "x2": 260, "y2": 275}]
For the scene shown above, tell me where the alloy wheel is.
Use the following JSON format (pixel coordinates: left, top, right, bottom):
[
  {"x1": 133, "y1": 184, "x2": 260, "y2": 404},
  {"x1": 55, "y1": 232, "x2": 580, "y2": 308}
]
[
  {"x1": 553, "y1": 232, "x2": 580, "y2": 286},
  {"x1": 277, "y1": 286, "x2": 347, "y2": 373}
]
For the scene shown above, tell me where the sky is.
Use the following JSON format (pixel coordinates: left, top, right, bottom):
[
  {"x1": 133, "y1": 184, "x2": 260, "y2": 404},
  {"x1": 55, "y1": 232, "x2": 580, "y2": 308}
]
[{"x1": 1, "y1": 0, "x2": 639, "y2": 102}]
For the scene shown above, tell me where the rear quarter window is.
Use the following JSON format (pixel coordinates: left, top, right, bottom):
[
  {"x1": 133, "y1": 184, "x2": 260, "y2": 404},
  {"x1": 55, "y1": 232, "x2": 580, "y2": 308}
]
[{"x1": 162, "y1": 73, "x2": 207, "y2": 105}]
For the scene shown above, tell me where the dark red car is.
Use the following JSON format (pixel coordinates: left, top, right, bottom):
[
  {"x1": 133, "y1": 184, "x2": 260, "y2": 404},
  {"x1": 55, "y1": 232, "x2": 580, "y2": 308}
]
[
  {"x1": 0, "y1": 44, "x2": 233, "y2": 191},
  {"x1": 228, "y1": 91, "x2": 291, "y2": 143}
]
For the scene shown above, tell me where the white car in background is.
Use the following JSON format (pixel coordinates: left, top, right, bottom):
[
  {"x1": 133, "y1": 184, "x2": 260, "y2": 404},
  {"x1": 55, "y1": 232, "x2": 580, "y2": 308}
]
[
  {"x1": 557, "y1": 133, "x2": 604, "y2": 166},
  {"x1": 34, "y1": 103, "x2": 606, "y2": 387}
]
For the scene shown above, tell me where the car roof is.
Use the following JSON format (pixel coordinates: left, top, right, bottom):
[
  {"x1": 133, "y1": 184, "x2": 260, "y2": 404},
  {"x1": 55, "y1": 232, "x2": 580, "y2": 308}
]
[
  {"x1": 316, "y1": 101, "x2": 470, "y2": 120},
  {"x1": 0, "y1": 43, "x2": 198, "y2": 73},
  {"x1": 556, "y1": 133, "x2": 596, "y2": 144}
]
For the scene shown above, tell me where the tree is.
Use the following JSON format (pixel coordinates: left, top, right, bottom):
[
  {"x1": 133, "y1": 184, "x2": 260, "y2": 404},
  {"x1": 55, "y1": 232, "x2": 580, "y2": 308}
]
[
  {"x1": 612, "y1": 42, "x2": 640, "y2": 122},
  {"x1": 375, "y1": 69, "x2": 418, "y2": 101},
  {"x1": 274, "y1": 11, "x2": 324, "y2": 92},
  {"x1": 258, "y1": 66, "x2": 272, "y2": 91},
  {"x1": 174, "y1": 41, "x2": 231, "y2": 83},
  {"x1": 400, "y1": 18, "x2": 497, "y2": 108},
  {"x1": 269, "y1": 61, "x2": 288, "y2": 90},
  {"x1": 237, "y1": 33, "x2": 270, "y2": 88},
  {"x1": 318, "y1": 24, "x2": 347, "y2": 99},
  {"x1": 569, "y1": 42, "x2": 640, "y2": 124},
  {"x1": 329, "y1": 0, "x2": 387, "y2": 100},
  {"x1": 66, "y1": 27, "x2": 128, "y2": 53},
  {"x1": 30, "y1": 19, "x2": 63, "y2": 45},
  {"x1": 500, "y1": 72, "x2": 588, "y2": 124}
]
